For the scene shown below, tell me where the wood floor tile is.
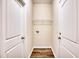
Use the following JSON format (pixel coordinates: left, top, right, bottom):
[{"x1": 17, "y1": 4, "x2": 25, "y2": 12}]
[{"x1": 30, "y1": 48, "x2": 55, "y2": 58}]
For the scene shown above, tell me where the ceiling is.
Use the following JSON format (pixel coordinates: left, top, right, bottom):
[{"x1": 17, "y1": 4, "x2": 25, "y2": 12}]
[{"x1": 33, "y1": 0, "x2": 53, "y2": 4}]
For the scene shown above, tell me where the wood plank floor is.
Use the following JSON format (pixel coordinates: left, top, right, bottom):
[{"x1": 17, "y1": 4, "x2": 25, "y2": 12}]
[{"x1": 30, "y1": 48, "x2": 55, "y2": 58}]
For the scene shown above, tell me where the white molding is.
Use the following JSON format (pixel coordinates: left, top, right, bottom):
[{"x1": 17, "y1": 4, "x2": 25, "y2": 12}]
[
  {"x1": 51, "y1": 47, "x2": 57, "y2": 58},
  {"x1": 28, "y1": 47, "x2": 34, "y2": 58},
  {"x1": 33, "y1": 46, "x2": 52, "y2": 48},
  {"x1": 62, "y1": 46, "x2": 76, "y2": 58}
]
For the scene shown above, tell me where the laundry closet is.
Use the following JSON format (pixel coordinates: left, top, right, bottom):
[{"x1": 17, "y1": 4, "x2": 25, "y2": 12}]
[
  {"x1": 0, "y1": 0, "x2": 79, "y2": 58},
  {"x1": 32, "y1": 0, "x2": 53, "y2": 48}
]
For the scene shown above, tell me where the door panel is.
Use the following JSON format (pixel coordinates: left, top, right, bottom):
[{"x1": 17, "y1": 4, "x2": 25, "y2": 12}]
[
  {"x1": 6, "y1": 0, "x2": 22, "y2": 38},
  {"x1": 59, "y1": 36, "x2": 75, "y2": 58},
  {"x1": 59, "y1": 0, "x2": 79, "y2": 58},
  {"x1": 6, "y1": 43, "x2": 23, "y2": 58},
  {"x1": 5, "y1": 36, "x2": 22, "y2": 51},
  {"x1": 5, "y1": 0, "x2": 24, "y2": 57},
  {"x1": 61, "y1": 38, "x2": 79, "y2": 57},
  {"x1": 60, "y1": 0, "x2": 77, "y2": 42},
  {"x1": 60, "y1": 46, "x2": 74, "y2": 58}
]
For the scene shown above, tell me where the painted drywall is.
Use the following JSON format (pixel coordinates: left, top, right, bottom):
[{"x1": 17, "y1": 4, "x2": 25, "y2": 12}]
[
  {"x1": 33, "y1": 24, "x2": 52, "y2": 48},
  {"x1": 23, "y1": 0, "x2": 33, "y2": 57},
  {"x1": 33, "y1": 3, "x2": 52, "y2": 48},
  {"x1": 52, "y1": 0, "x2": 59, "y2": 57},
  {"x1": 33, "y1": 4, "x2": 52, "y2": 20}
]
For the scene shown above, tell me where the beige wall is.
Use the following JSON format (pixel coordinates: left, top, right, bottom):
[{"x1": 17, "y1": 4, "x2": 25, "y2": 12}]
[
  {"x1": 33, "y1": 24, "x2": 52, "y2": 48},
  {"x1": 33, "y1": 0, "x2": 60, "y2": 57},
  {"x1": 33, "y1": 3, "x2": 52, "y2": 48},
  {"x1": 33, "y1": 4, "x2": 52, "y2": 20}
]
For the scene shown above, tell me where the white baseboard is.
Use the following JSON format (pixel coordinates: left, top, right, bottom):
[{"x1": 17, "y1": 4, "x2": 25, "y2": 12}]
[
  {"x1": 28, "y1": 47, "x2": 34, "y2": 58},
  {"x1": 51, "y1": 47, "x2": 57, "y2": 58},
  {"x1": 33, "y1": 46, "x2": 52, "y2": 48}
]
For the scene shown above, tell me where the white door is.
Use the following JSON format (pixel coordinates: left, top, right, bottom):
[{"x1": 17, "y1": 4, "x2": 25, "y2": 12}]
[
  {"x1": 58, "y1": 0, "x2": 79, "y2": 58},
  {"x1": 1, "y1": 0, "x2": 25, "y2": 58}
]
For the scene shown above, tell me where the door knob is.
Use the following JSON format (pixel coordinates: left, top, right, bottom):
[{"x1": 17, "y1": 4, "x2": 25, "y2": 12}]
[
  {"x1": 36, "y1": 31, "x2": 39, "y2": 33},
  {"x1": 59, "y1": 32, "x2": 61, "y2": 35},
  {"x1": 21, "y1": 37, "x2": 25, "y2": 40},
  {"x1": 58, "y1": 37, "x2": 61, "y2": 40}
]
